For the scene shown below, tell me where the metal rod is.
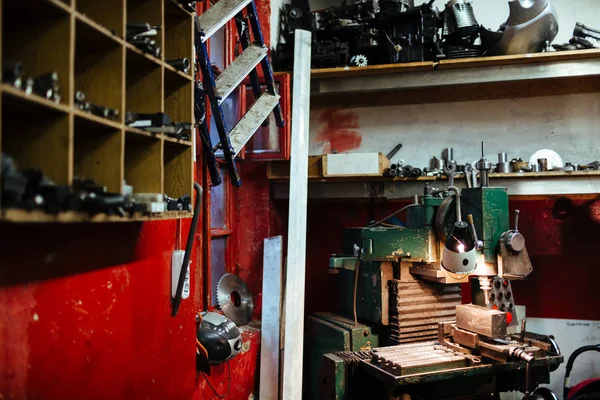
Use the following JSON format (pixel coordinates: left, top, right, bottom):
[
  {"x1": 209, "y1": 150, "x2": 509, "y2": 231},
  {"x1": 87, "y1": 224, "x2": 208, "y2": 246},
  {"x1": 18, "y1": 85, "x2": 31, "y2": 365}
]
[{"x1": 282, "y1": 29, "x2": 312, "y2": 400}]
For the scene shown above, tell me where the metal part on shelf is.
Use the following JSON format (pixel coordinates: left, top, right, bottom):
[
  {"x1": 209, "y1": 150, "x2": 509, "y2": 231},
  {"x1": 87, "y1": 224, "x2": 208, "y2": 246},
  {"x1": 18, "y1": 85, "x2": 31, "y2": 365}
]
[
  {"x1": 528, "y1": 149, "x2": 564, "y2": 170},
  {"x1": 442, "y1": 0, "x2": 481, "y2": 59},
  {"x1": 127, "y1": 23, "x2": 162, "y2": 57},
  {"x1": 476, "y1": 143, "x2": 492, "y2": 187},
  {"x1": 482, "y1": 0, "x2": 558, "y2": 56},
  {"x1": 497, "y1": 152, "x2": 511, "y2": 173},
  {"x1": 216, "y1": 273, "x2": 254, "y2": 326},
  {"x1": 2, "y1": 61, "x2": 24, "y2": 88},
  {"x1": 166, "y1": 58, "x2": 191, "y2": 74}
]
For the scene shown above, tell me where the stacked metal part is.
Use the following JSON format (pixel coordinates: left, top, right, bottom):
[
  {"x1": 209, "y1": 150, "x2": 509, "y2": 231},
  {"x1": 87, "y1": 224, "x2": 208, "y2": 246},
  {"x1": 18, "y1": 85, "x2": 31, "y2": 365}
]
[
  {"x1": 442, "y1": 0, "x2": 481, "y2": 59},
  {"x1": 388, "y1": 280, "x2": 462, "y2": 344}
]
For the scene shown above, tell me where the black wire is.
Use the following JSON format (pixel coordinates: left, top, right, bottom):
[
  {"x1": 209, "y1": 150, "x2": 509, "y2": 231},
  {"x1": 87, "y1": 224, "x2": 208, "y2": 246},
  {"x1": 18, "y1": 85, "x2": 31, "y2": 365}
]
[{"x1": 201, "y1": 361, "x2": 231, "y2": 398}]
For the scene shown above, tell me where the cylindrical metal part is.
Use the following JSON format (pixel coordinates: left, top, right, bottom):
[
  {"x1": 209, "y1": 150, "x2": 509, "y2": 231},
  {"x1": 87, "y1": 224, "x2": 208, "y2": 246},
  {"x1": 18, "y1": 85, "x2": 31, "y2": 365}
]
[
  {"x1": 531, "y1": 164, "x2": 541, "y2": 172},
  {"x1": 438, "y1": 159, "x2": 446, "y2": 171},
  {"x1": 166, "y1": 58, "x2": 191, "y2": 73},
  {"x1": 538, "y1": 158, "x2": 548, "y2": 172},
  {"x1": 445, "y1": 148, "x2": 454, "y2": 162},
  {"x1": 498, "y1": 152, "x2": 508, "y2": 163},
  {"x1": 497, "y1": 162, "x2": 511, "y2": 174}
]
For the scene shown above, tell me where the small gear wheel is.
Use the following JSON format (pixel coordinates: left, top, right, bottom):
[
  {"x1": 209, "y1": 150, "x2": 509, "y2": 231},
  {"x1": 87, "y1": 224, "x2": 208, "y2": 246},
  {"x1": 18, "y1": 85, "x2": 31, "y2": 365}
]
[{"x1": 350, "y1": 54, "x2": 368, "y2": 67}]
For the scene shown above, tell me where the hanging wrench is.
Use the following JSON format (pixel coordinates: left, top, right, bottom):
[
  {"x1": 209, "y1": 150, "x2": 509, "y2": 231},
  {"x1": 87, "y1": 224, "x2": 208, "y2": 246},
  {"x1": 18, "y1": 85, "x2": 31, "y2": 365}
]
[{"x1": 444, "y1": 161, "x2": 457, "y2": 186}]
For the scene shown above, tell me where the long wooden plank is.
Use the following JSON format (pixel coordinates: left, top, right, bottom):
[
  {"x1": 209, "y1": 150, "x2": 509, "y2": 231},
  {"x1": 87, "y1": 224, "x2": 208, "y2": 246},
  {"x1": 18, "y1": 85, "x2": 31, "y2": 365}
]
[
  {"x1": 259, "y1": 236, "x2": 284, "y2": 400},
  {"x1": 282, "y1": 29, "x2": 311, "y2": 400}
]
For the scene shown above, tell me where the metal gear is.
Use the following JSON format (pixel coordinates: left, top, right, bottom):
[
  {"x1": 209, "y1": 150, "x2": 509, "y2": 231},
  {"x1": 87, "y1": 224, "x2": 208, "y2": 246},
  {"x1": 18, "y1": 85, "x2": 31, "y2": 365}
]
[
  {"x1": 216, "y1": 274, "x2": 254, "y2": 326},
  {"x1": 350, "y1": 54, "x2": 368, "y2": 67}
]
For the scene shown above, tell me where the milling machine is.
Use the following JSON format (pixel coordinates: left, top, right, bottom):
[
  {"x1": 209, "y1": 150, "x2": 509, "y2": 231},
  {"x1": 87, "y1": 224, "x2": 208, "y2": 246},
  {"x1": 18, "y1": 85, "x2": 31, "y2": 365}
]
[{"x1": 305, "y1": 155, "x2": 563, "y2": 400}]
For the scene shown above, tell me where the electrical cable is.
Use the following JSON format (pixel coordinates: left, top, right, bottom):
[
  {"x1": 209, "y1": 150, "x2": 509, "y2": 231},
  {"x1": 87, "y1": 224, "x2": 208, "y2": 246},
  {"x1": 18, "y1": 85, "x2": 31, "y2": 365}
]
[
  {"x1": 352, "y1": 248, "x2": 363, "y2": 326},
  {"x1": 368, "y1": 203, "x2": 420, "y2": 228},
  {"x1": 201, "y1": 361, "x2": 231, "y2": 398},
  {"x1": 172, "y1": 182, "x2": 202, "y2": 316}
]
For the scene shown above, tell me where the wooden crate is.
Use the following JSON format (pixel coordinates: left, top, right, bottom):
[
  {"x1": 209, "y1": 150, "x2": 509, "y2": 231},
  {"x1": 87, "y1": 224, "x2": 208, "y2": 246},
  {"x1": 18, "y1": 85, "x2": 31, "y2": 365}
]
[{"x1": 0, "y1": 0, "x2": 195, "y2": 222}]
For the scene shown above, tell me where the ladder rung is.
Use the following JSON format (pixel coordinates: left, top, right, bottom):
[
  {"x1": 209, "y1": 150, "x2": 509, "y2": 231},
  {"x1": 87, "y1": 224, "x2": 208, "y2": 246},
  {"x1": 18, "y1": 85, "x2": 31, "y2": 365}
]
[
  {"x1": 196, "y1": 0, "x2": 253, "y2": 42},
  {"x1": 215, "y1": 44, "x2": 267, "y2": 104},
  {"x1": 230, "y1": 92, "x2": 280, "y2": 156}
]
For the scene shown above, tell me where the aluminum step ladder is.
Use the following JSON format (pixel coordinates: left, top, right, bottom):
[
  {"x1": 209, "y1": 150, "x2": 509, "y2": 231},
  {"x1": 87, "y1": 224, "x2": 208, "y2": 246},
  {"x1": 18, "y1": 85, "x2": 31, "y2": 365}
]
[{"x1": 195, "y1": 0, "x2": 284, "y2": 187}]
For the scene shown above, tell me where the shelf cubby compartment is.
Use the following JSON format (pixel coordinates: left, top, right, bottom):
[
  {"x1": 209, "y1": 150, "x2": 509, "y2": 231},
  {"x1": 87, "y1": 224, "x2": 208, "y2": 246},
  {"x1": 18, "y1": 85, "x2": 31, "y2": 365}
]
[
  {"x1": 74, "y1": 115, "x2": 123, "y2": 193},
  {"x1": 164, "y1": 140, "x2": 192, "y2": 199},
  {"x1": 127, "y1": 0, "x2": 163, "y2": 59},
  {"x1": 1, "y1": 90, "x2": 70, "y2": 185},
  {"x1": 75, "y1": 19, "x2": 124, "y2": 122},
  {"x1": 164, "y1": 0, "x2": 193, "y2": 73},
  {"x1": 126, "y1": 47, "x2": 163, "y2": 114},
  {"x1": 76, "y1": 0, "x2": 125, "y2": 37},
  {"x1": 125, "y1": 131, "x2": 163, "y2": 194},
  {"x1": 164, "y1": 68, "x2": 193, "y2": 124},
  {"x1": 2, "y1": 1, "x2": 71, "y2": 106}
]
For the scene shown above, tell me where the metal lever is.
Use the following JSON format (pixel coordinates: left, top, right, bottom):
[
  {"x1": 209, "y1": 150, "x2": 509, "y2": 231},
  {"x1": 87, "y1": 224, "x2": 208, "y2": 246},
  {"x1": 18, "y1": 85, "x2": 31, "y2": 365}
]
[
  {"x1": 467, "y1": 214, "x2": 484, "y2": 250},
  {"x1": 504, "y1": 209, "x2": 525, "y2": 253}
]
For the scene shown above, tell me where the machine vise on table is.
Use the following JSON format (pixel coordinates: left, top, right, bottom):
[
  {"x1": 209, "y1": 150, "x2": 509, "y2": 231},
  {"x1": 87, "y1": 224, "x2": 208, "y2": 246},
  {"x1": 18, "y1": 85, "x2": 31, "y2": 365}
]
[{"x1": 306, "y1": 181, "x2": 562, "y2": 400}]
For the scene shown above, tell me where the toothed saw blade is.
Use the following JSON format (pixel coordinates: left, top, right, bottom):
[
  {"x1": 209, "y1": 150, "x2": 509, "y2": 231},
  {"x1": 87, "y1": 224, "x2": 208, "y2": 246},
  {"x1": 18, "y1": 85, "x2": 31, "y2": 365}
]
[{"x1": 216, "y1": 273, "x2": 254, "y2": 326}]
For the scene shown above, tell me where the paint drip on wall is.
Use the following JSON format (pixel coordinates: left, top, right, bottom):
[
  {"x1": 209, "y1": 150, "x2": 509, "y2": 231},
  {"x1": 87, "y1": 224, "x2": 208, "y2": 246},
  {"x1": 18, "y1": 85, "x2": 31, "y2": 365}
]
[{"x1": 315, "y1": 109, "x2": 362, "y2": 154}]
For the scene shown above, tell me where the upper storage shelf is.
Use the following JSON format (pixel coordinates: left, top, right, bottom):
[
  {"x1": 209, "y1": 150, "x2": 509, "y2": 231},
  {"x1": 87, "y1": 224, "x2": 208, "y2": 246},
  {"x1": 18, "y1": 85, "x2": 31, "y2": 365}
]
[{"x1": 310, "y1": 49, "x2": 600, "y2": 108}]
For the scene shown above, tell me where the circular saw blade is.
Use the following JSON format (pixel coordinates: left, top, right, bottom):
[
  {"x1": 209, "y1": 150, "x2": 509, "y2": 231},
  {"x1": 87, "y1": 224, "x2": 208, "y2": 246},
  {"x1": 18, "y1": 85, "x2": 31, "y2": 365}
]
[{"x1": 216, "y1": 274, "x2": 254, "y2": 326}]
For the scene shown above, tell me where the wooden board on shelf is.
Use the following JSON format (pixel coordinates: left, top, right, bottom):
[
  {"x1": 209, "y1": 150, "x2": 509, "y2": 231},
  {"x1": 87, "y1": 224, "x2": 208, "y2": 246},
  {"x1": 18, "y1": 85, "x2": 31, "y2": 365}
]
[{"x1": 322, "y1": 152, "x2": 390, "y2": 177}]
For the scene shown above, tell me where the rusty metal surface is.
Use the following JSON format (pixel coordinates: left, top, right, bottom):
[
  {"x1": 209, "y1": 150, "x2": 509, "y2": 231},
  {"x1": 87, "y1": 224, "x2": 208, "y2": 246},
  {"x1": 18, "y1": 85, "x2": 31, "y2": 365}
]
[
  {"x1": 456, "y1": 304, "x2": 508, "y2": 338},
  {"x1": 389, "y1": 280, "x2": 462, "y2": 344},
  {"x1": 370, "y1": 342, "x2": 467, "y2": 376},
  {"x1": 362, "y1": 349, "x2": 563, "y2": 387}
]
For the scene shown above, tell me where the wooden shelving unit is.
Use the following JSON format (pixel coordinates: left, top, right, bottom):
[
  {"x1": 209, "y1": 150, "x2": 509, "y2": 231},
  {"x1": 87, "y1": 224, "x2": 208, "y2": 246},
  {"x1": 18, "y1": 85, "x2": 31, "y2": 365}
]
[
  {"x1": 268, "y1": 158, "x2": 600, "y2": 201},
  {"x1": 0, "y1": 0, "x2": 194, "y2": 222}
]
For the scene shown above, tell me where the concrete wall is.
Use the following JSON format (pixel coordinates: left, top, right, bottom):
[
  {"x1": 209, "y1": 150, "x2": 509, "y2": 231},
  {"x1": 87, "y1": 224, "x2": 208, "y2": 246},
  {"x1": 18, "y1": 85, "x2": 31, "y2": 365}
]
[{"x1": 269, "y1": 0, "x2": 600, "y2": 166}]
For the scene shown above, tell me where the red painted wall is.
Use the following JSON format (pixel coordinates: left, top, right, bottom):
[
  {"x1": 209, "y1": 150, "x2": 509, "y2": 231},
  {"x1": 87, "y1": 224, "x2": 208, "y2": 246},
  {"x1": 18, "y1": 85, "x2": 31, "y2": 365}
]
[
  {"x1": 0, "y1": 220, "x2": 200, "y2": 400},
  {"x1": 292, "y1": 197, "x2": 600, "y2": 321}
]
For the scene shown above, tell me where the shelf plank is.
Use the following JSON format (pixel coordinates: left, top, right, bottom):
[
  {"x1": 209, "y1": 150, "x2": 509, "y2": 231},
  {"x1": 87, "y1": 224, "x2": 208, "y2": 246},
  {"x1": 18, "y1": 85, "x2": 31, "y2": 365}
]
[
  {"x1": 311, "y1": 61, "x2": 433, "y2": 79},
  {"x1": 1, "y1": 84, "x2": 71, "y2": 114},
  {"x1": 271, "y1": 170, "x2": 600, "y2": 200},
  {"x1": 73, "y1": 108, "x2": 123, "y2": 130},
  {"x1": 163, "y1": 135, "x2": 192, "y2": 146},
  {"x1": 310, "y1": 50, "x2": 600, "y2": 102},
  {"x1": 124, "y1": 42, "x2": 164, "y2": 69},
  {"x1": 165, "y1": 0, "x2": 194, "y2": 17},
  {"x1": 164, "y1": 62, "x2": 194, "y2": 81},
  {"x1": 437, "y1": 49, "x2": 600, "y2": 70},
  {"x1": 0, "y1": 209, "x2": 192, "y2": 223},
  {"x1": 74, "y1": 12, "x2": 124, "y2": 47}
]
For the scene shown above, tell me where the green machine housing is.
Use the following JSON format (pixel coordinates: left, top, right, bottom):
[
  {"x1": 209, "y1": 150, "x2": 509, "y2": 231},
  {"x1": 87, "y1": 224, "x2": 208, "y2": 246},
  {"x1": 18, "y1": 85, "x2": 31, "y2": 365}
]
[{"x1": 305, "y1": 186, "x2": 534, "y2": 399}]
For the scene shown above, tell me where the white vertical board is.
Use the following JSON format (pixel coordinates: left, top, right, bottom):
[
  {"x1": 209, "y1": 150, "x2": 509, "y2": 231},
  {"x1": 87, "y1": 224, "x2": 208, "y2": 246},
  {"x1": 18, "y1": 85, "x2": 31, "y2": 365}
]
[
  {"x1": 259, "y1": 236, "x2": 284, "y2": 400},
  {"x1": 281, "y1": 29, "x2": 311, "y2": 400}
]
